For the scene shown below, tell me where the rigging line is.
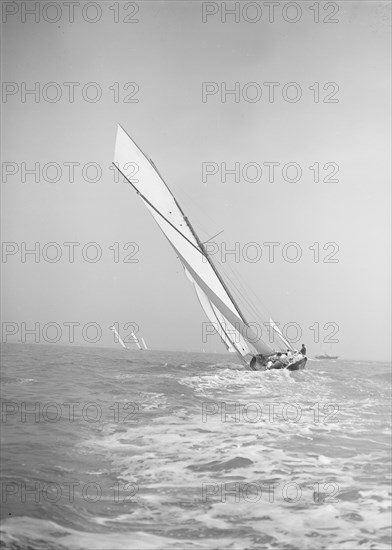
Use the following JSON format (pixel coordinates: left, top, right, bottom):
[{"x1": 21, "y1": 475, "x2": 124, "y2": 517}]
[
  {"x1": 116, "y1": 125, "x2": 211, "y2": 257},
  {"x1": 114, "y1": 162, "x2": 249, "y2": 328},
  {"x1": 170, "y1": 186, "x2": 229, "y2": 251},
  {"x1": 178, "y1": 213, "x2": 282, "y2": 347},
  {"x1": 202, "y1": 230, "x2": 224, "y2": 245},
  {"x1": 186, "y1": 221, "x2": 250, "y2": 328},
  {"x1": 229, "y1": 284, "x2": 264, "y2": 324},
  {"x1": 181, "y1": 261, "x2": 249, "y2": 362},
  {"x1": 186, "y1": 209, "x2": 272, "y2": 320},
  {"x1": 214, "y1": 270, "x2": 277, "y2": 350},
  {"x1": 221, "y1": 265, "x2": 268, "y2": 324},
  {"x1": 188, "y1": 234, "x2": 266, "y2": 326},
  {"x1": 194, "y1": 237, "x2": 272, "y2": 344},
  {"x1": 212, "y1": 254, "x2": 268, "y2": 323},
  {"x1": 163, "y1": 177, "x2": 214, "y2": 230},
  {"x1": 212, "y1": 249, "x2": 258, "y2": 305},
  {"x1": 216, "y1": 254, "x2": 275, "y2": 323},
  {"x1": 115, "y1": 126, "x2": 251, "y2": 328},
  {"x1": 116, "y1": 126, "x2": 269, "y2": 331},
  {"x1": 194, "y1": 228, "x2": 274, "y2": 333},
  {"x1": 205, "y1": 297, "x2": 248, "y2": 364},
  {"x1": 113, "y1": 163, "x2": 205, "y2": 258},
  {"x1": 218, "y1": 273, "x2": 267, "y2": 329},
  {"x1": 166, "y1": 179, "x2": 270, "y2": 318},
  {"x1": 183, "y1": 208, "x2": 272, "y2": 322},
  {"x1": 176, "y1": 213, "x2": 263, "y2": 323}
]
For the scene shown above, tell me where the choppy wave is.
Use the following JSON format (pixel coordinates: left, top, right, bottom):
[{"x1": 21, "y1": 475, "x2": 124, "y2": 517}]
[{"x1": 1, "y1": 344, "x2": 391, "y2": 550}]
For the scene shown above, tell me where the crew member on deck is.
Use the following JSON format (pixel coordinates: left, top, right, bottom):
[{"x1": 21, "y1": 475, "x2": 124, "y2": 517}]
[
  {"x1": 269, "y1": 352, "x2": 289, "y2": 369},
  {"x1": 300, "y1": 344, "x2": 307, "y2": 355}
]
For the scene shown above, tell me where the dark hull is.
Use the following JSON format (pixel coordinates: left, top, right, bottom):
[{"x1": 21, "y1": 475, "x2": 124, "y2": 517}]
[
  {"x1": 286, "y1": 357, "x2": 307, "y2": 370},
  {"x1": 249, "y1": 356, "x2": 307, "y2": 371},
  {"x1": 315, "y1": 355, "x2": 338, "y2": 360}
]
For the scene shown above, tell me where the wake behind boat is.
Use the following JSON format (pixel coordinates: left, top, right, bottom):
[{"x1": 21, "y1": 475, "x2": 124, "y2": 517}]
[{"x1": 113, "y1": 125, "x2": 306, "y2": 372}]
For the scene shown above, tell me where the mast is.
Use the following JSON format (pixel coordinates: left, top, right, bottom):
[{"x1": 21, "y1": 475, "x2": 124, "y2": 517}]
[
  {"x1": 149, "y1": 164, "x2": 254, "y2": 361},
  {"x1": 147, "y1": 156, "x2": 250, "y2": 328},
  {"x1": 186, "y1": 217, "x2": 249, "y2": 327},
  {"x1": 170, "y1": 201, "x2": 253, "y2": 362}
]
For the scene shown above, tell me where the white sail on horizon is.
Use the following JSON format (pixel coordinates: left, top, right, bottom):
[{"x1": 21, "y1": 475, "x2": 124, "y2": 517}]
[
  {"x1": 141, "y1": 337, "x2": 148, "y2": 350},
  {"x1": 110, "y1": 324, "x2": 146, "y2": 351},
  {"x1": 131, "y1": 331, "x2": 142, "y2": 350},
  {"x1": 110, "y1": 325, "x2": 128, "y2": 349}
]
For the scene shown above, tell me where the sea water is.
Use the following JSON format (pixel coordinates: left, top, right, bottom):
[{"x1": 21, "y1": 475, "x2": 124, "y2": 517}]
[{"x1": 1, "y1": 343, "x2": 391, "y2": 550}]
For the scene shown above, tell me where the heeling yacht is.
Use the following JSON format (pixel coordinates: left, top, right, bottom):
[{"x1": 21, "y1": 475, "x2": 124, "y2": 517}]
[{"x1": 113, "y1": 125, "x2": 306, "y2": 371}]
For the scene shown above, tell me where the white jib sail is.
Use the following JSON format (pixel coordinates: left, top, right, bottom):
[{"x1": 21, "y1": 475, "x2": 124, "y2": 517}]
[
  {"x1": 114, "y1": 125, "x2": 274, "y2": 359},
  {"x1": 269, "y1": 318, "x2": 294, "y2": 352}
]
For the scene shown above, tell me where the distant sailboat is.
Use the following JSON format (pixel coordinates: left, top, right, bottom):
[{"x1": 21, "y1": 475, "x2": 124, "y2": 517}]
[
  {"x1": 110, "y1": 324, "x2": 146, "y2": 351},
  {"x1": 110, "y1": 325, "x2": 128, "y2": 349},
  {"x1": 315, "y1": 353, "x2": 339, "y2": 360},
  {"x1": 113, "y1": 125, "x2": 306, "y2": 371},
  {"x1": 131, "y1": 331, "x2": 142, "y2": 350},
  {"x1": 141, "y1": 337, "x2": 148, "y2": 350}
]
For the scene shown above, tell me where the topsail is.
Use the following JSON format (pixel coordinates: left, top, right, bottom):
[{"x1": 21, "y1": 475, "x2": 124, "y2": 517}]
[{"x1": 114, "y1": 125, "x2": 274, "y2": 361}]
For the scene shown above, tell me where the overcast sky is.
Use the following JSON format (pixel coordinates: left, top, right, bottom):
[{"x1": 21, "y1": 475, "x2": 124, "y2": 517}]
[{"x1": 1, "y1": 1, "x2": 391, "y2": 360}]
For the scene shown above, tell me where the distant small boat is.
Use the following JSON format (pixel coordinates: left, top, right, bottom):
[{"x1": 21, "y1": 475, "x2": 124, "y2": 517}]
[{"x1": 315, "y1": 354, "x2": 339, "y2": 360}]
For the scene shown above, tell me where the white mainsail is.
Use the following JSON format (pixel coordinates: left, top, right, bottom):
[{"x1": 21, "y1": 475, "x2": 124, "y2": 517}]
[{"x1": 114, "y1": 125, "x2": 275, "y2": 361}]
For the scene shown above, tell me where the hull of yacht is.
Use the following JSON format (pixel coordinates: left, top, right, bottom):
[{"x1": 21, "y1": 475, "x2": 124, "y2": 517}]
[{"x1": 249, "y1": 356, "x2": 307, "y2": 371}]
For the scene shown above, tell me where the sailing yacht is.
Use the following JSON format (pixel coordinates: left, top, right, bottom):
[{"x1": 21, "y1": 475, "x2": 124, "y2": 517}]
[
  {"x1": 110, "y1": 324, "x2": 147, "y2": 351},
  {"x1": 110, "y1": 325, "x2": 128, "y2": 349},
  {"x1": 113, "y1": 125, "x2": 306, "y2": 371}
]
